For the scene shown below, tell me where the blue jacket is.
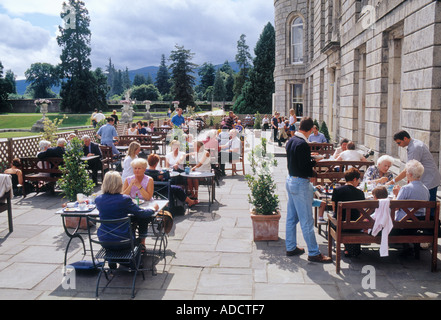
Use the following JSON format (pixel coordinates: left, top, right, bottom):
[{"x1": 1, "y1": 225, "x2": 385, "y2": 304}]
[{"x1": 95, "y1": 193, "x2": 154, "y2": 243}]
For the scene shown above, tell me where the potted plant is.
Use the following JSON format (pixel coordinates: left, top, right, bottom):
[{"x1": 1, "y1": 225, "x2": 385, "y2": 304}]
[
  {"x1": 58, "y1": 137, "x2": 95, "y2": 229},
  {"x1": 245, "y1": 138, "x2": 280, "y2": 241}
]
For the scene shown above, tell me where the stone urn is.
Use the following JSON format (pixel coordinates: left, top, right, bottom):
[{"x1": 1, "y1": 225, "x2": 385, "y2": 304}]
[
  {"x1": 31, "y1": 100, "x2": 51, "y2": 132},
  {"x1": 250, "y1": 210, "x2": 281, "y2": 241},
  {"x1": 143, "y1": 100, "x2": 152, "y2": 120}
]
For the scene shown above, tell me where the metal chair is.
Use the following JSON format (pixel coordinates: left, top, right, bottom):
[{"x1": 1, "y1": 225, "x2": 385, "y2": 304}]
[
  {"x1": 86, "y1": 215, "x2": 145, "y2": 299},
  {"x1": 0, "y1": 189, "x2": 13, "y2": 233}
]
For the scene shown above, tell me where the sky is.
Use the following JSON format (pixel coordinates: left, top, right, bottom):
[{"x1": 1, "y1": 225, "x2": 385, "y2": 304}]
[{"x1": 0, "y1": 0, "x2": 275, "y2": 80}]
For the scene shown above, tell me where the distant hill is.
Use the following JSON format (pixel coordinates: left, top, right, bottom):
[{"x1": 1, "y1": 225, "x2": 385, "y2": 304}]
[{"x1": 15, "y1": 61, "x2": 240, "y2": 96}]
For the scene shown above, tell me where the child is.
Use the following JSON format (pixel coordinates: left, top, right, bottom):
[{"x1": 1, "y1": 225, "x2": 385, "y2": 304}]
[{"x1": 372, "y1": 186, "x2": 388, "y2": 200}]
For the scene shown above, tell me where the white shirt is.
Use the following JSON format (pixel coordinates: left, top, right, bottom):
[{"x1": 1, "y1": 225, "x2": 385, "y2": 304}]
[
  {"x1": 121, "y1": 155, "x2": 137, "y2": 182},
  {"x1": 338, "y1": 150, "x2": 363, "y2": 161},
  {"x1": 94, "y1": 112, "x2": 106, "y2": 123},
  {"x1": 166, "y1": 151, "x2": 185, "y2": 171}
]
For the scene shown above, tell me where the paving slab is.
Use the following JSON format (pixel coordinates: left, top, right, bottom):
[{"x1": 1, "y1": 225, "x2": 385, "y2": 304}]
[{"x1": 0, "y1": 132, "x2": 440, "y2": 302}]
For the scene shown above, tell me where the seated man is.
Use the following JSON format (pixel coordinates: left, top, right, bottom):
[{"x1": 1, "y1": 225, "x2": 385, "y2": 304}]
[
  {"x1": 38, "y1": 138, "x2": 66, "y2": 159},
  {"x1": 331, "y1": 167, "x2": 366, "y2": 257},
  {"x1": 308, "y1": 125, "x2": 328, "y2": 143},
  {"x1": 37, "y1": 138, "x2": 66, "y2": 177},
  {"x1": 82, "y1": 135, "x2": 103, "y2": 184}
]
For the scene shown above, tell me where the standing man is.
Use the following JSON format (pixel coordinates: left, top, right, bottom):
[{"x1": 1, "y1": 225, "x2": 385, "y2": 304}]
[
  {"x1": 391, "y1": 130, "x2": 441, "y2": 204},
  {"x1": 97, "y1": 117, "x2": 120, "y2": 156},
  {"x1": 171, "y1": 107, "x2": 186, "y2": 128},
  {"x1": 285, "y1": 117, "x2": 332, "y2": 263}
]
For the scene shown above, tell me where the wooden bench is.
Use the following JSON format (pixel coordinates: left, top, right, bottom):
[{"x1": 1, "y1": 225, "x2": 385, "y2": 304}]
[
  {"x1": 310, "y1": 143, "x2": 334, "y2": 159},
  {"x1": 313, "y1": 160, "x2": 374, "y2": 186},
  {"x1": 0, "y1": 189, "x2": 13, "y2": 233},
  {"x1": 20, "y1": 157, "x2": 64, "y2": 196},
  {"x1": 117, "y1": 135, "x2": 159, "y2": 153},
  {"x1": 328, "y1": 200, "x2": 440, "y2": 273}
]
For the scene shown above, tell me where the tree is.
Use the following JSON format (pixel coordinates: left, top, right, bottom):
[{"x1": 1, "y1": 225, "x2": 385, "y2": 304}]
[
  {"x1": 0, "y1": 61, "x2": 14, "y2": 112},
  {"x1": 169, "y1": 45, "x2": 198, "y2": 108},
  {"x1": 25, "y1": 63, "x2": 59, "y2": 98},
  {"x1": 234, "y1": 23, "x2": 275, "y2": 114},
  {"x1": 156, "y1": 54, "x2": 171, "y2": 96},
  {"x1": 233, "y1": 34, "x2": 253, "y2": 100},
  {"x1": 198, "y1": 62, "x2": 216, "y2": 94},
  {"x1": 213, "y1": 69, "x2": 226, "y2": 101},
  {"x1": 130, "y1": 84, "x2": 161, "y2": 101},
  {"x1": 133, "y1": 74, "x2": 147, "y2": 86},
  {"x1": 57, "y1": 1, "x2": 106, "y2": 112},
  {"x1": 5, "y1": 70, "x2": 16, "y2": 95}
]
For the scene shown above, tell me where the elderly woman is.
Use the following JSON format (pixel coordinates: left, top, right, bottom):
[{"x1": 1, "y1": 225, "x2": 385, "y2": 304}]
[
  {"x1": 363, "y1": 155, "x2": 394, "y2": 185},
  {"x1": 122, "y1": 158, "x2": 154, "y2": 201},
  {"x1": 121, "y1": 141, "x2": 141, "y2": 182},
  {"x1": 95, "y1": 171, "x2": 158, "y2": 249},
  {"x1": 393, "y1": 160, "x2": 430, "y2": 221}
]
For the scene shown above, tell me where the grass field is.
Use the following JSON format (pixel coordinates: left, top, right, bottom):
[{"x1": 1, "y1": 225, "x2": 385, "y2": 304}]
[{"x1": 0, "y1": 112, "x2": 167, "y2": 139}]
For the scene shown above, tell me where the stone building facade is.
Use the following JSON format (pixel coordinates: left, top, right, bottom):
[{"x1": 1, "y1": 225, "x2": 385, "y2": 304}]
[{"x1": 274, "y1": 0, "x2": 441, "y2": 173}]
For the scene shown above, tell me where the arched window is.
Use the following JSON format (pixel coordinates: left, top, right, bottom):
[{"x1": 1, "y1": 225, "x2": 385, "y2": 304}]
[{"x1": 292, "y1": 17, "x2": 304, "y2": 64}]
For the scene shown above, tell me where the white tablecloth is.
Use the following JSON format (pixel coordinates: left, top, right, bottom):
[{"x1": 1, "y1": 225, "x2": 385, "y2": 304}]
[{"x1": 0, "y1": 174, "x2": 12, "y2": 199}]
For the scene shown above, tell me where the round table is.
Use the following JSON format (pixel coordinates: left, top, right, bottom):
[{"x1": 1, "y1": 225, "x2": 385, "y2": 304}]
[{"x1": 179, "y1": 172, "x2": 215, "y2": 211}]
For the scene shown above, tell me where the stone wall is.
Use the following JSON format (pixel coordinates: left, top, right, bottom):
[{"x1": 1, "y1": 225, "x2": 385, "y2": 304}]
[{"x1": 274, "y1": 0, "x2": 441, "y2": 173}]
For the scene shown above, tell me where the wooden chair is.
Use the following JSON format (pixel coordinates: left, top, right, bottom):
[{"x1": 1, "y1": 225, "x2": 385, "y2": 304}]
[
  {"x1": 225, "y1": 139, "x2": 245, "y2": 176},
  {"x1": 0, "y1": 189, "x2": 13, "y2": 233}
]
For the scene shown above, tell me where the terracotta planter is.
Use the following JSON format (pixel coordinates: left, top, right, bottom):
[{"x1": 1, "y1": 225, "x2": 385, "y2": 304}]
[{"x1": 250, "y1": 211, "x2": 281, "y2": 241}]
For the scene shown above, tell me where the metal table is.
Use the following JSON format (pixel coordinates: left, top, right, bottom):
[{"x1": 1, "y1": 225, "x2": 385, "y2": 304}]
[{"x1": 58, "y1": 199, "x2": 168, "y2": 267}]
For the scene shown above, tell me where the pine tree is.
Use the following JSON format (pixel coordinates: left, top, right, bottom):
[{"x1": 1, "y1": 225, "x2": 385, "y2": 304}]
[
  {"x1": 156, "y1": 54, "x2": 171, "y2": 96},
  {"x1": 234, "y1": 23, "x2": 275, "y2": 114},
  {"x1": 57, "y1": 0, "x2": 106, "y2": 112},
  {"x1": 169, "y1": 45, "x2": 198, "y2": 108}
]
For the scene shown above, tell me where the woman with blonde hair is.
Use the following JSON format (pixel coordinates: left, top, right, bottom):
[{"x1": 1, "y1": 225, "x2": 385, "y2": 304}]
[
  {"x1": 95, "y1": 171, "x2": 158, "y2": 249},
  {"x1": 122, "y1": 158, "x2": 154, "y2": 201},
  {"x1": 121, "y1": 141, "x2": 141, "y2": 182}
]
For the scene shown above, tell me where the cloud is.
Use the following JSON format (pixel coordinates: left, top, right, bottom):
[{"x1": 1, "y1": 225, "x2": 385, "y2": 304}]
[
  {"x1": 0, "y1": 13, "x2": 60, "y2": 79},
  {"x1": 0, "y1": 0, "x2": 274, "y2": 78}
]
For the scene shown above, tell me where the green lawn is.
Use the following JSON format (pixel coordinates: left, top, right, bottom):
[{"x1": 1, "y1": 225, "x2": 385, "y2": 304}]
[{"x1": 0, "y1": 113, "x2": 91, "y2": 129}]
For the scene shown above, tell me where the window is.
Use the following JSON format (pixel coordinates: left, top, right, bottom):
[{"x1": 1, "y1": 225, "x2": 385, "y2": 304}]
[
  {"x1": 292, "y1": 17, "x2": 304, "y2": 64},
  {"x1": 292, "y1": 84, "x2": 303, "y2": 116}
]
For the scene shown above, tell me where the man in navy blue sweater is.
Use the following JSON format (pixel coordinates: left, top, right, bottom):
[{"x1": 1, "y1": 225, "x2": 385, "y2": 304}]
[{"x1": 285, "y1": 117, "x2": 332, "y2": 263}]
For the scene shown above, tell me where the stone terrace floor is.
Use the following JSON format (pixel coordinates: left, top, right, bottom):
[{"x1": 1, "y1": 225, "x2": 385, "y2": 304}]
[{"x1": 0, "y1": 130, "x2": 440, "y2": 301}]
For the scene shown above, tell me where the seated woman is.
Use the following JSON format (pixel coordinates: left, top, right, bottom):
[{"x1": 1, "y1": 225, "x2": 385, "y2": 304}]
[
  {"x1": 187, "y1": 141, "x2": 211, "y2": 200},
  {"x1": 122, "y1": 158, "x2": 154, "y2": 201},
  {"x1": 4, "y1": 158, "x2": 24, "y2": 196},
  {"x1": 363, "y1": 155, "x2": 394, "y2": 185},
  {"x1": 121, "y1": 141, "x2": 141, "y2": 183},
  {"x1": 331, "y1": 167, "x2": 366, "y2": 257},
  {"x1": 127, "y1": 123, "x2": 138, "y2": 136},
  {"x1": 336, "y1": 141, "x2": 367, "y2": 162},
  {"x1": 393, "y1": 159, "x2": 429, "y2": 221},
  {"x1": 145, "y1": 154, "x2": 198, "y2": 209},
  {"x1": 165, "y1": 140, "x2": 186, "y2": 172},
  {"x1": 219, "y1": 129, "x2": 241, "y2": 175},
  {"x1": 332, "y1": 139, "x2": 349, "y2": 159},
  {"x1": 95, "y1": 171, "x2": 158, "y2": 250}
]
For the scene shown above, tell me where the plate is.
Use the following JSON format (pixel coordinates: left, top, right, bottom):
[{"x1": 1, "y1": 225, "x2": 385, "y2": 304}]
[
  {"x1": 190, "y1": 172, "x2": 202, "y2": 176},
  {"x1": 133, "y1": 199, "x2": 145, "y2": 205},
  {"x1": 63, "y1": 205, "x2": 96, "y2": 213}
]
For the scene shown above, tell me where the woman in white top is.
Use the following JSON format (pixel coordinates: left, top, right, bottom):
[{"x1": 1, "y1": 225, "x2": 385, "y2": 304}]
[
  {"x1": 121, "y1": 141, "x2": 141, "y2": 182},
  {"x1": 336, "y1": 141, "x2": 367, "y2": 162},
  {"x1": 166, "y1": 140, "x2": 186, "y2": 172},
  {"x1": 188, "y1": 141, "x2": 211, "y2": 199},
  {"x1": 127, "y1": 123, "x2": 139, "y2": 136},
  {"x1": 288, "y1": 109, "x2": 296, "y2": 133}
]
